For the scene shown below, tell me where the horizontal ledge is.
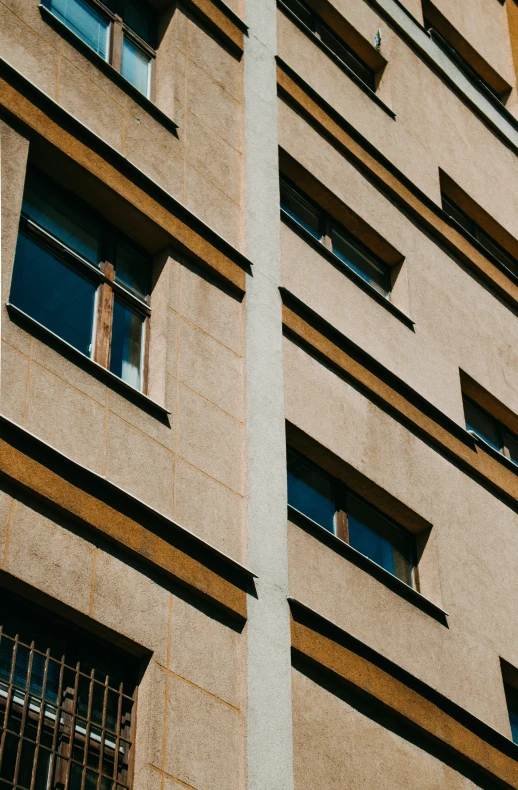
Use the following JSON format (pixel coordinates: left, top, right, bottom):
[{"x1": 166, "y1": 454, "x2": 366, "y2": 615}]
[
  {"x1": 181, "y1": 0, "x2": 248, "y2": 57},
  {"x1": 288, "y1": 597, "x2": 518, "y2": 770},
  {"x1": 468, "y1": 430, "x2": 518, "y2": 477},
  {"x1": 276, "y1": 7, "x2": 395, "y2": 119},
  {"x1": 280, "y1": 211, "x2": 415, "y2": 329},
  {"x1": 0, "y1": 415, "x2": 255, "y2": 621},
  {"x1": 0, "y1": 58, "x2": 252, "y2": 292},
  {"x1": 6, "y1": 304, "x2": 171, "y2": 423},
  {"x1": 276, "y1": 60, "x2": 518, "y2": 314},
  {"x1": 39, "y1": 5, "x2": 179, "y2": 136},
  {"x1": 288, "y1": 505, "x2": 448, "y2": 624},
  {"x1": 280, "y1": 287, "x2": 474, "y2": 447}
]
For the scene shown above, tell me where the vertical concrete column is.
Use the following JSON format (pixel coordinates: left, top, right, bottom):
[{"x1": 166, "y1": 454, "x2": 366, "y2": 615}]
[{"x1": 243, "y1": 2, "x2": 294, "y2": 790}]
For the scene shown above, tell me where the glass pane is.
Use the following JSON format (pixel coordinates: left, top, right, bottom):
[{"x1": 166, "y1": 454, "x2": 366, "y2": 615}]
[
  {"x1": 476, "y1": 228, "x2": 518, "y2": 278},
  {"x1": 110, "y1": 298, "x2": 144, "y2": 390},
  {"x1": 23, "y1": 170, "x2": 101, "y2": 264},
  {"x1": 442, "y1": 195, "x2": 475, "y2": 236},
  {"x1": 320, "y1": 23, "x2": 375, "y2": 90},
  {"x1": 115, "y1": 241, "x2": 149, "y2": 299},
  {"x1": 331, "y1": 227, "x2": 388, "y2": 296},
  {"x1": 347, "y1": 495, "x2": 414, "y2": 586},
  {"x1": 45, "y1": 0, "x2": 110, "y2": 58},
  {"x1": 287, "y1": 448, "x2": 335, "y2": 532},
  {"x1": 280, "y1": 180, "x2": 322, "y2": 240},
  {"x1": 506, "y1": 432, "x2": 518, "y2": 466},
  {"x1": 122, "y1": 35, "x2": 151, "y2": 96},
  {"x1": 464, "y1": 399, "x2": 502, "y2": 452},
  {"x1": 506, "y1": 685, "x2": 518, "y2": 744},
  {"x1": 281, "y1": 0, "x2": 314, "y2": 28},
  {"x1": 10, "y1": 233, "x2": 96, "y2": 357},
  {"x1": 123, "y1": 0, "x2": 155, "y2": 44}
]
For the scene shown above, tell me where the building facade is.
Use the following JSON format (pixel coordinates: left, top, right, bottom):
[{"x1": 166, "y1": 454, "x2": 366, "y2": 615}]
[{"x1": 2, "y1": 0, "x2": 518, "y2": 787}]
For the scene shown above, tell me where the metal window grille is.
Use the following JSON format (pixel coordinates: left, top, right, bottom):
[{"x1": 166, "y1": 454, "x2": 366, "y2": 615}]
[{"x1": 0, "y1": 623, "x2": 136, "y2": 790}]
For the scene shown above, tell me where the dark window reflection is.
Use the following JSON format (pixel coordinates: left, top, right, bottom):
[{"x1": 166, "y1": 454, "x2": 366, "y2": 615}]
[
  {"x1": 287, "y1": 448, "x2": 335, "y2": 532},
  {"x1": 10, "y1": 233, "x2": 96, "y2": 356}
]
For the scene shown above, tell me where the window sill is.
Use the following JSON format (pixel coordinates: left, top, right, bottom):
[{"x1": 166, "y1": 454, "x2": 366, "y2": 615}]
[
  {"x1": 39, "y1": 4, "x2": 179, "y2": 137},
  {"x1": 6, "y1": 304, "x2": 171, "y2": 423},
  {"x1": 288, "y1": 504, "x2": 448, "y2": 625},
  {"x1": 467, "y1": 430, "x2": 518, "y2": 475},
  {"x1": 277, "y1": 1, "x2": 395, "y2": 120},
  {"x1": 281, "y1": 210, "x2": 415, "y2": 330}
]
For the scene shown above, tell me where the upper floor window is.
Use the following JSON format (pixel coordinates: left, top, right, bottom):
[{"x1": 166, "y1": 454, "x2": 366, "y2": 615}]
[
  {"x1": 287, "y1": 448, "x2": 417, "y2": 587},
  {"x1": 10, "y1": 168, "x2": 151, "y2": 391},
  {"x1": 279, "y1": 0, "x2": 376, "y2": 91},
  {"x1": 280, "y1": 177, "x2": 390, "y2": 297},
  {"x1": 42, "y1": 0, "x2": 156, "y2": 97},
  {"x1": 504, "y1": 682, "x2": 518, "y2": 744},
  {"x1": 442, "y1": 195, "x2": 518, "y2": 279},
  {"x1": 464, "y1": 398, "x2": 518, "y2": 466},
  {"x1": 0, "y1": 592, "x2": 138, "y2": 789}
]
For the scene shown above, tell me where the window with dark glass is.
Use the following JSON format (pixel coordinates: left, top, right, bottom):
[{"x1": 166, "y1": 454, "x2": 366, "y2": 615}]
[
  {"x1": 42, "y1": 0, "x2": 156, "y2": 97},
  {"x1": 442, "y1": 195, "x2": 518, "y2": 278},
  {"x1": 464, "y1": 398, "x2": 518, "y2": 466},
  {"x1": 423, "y1": 16, "x2": 503, "y2": 104},
  {"x1": 505, "y1": 683, "x2": 518, "y2": 744},
  {"x1": 287, "y1": 448, "x2": 417, "y2": 587},
  {"x1": 279, "y1": 0, "x2": 376, "y2": 90},
  {"x1": 10, "y1": 168, "x2": 150, "y2": 392},
  {"x1": 0, "y1": 592, "x2": 138, "y2": 789},
  {"x1": 280, "y1": 178, "x2": 390, "y2": 297}
]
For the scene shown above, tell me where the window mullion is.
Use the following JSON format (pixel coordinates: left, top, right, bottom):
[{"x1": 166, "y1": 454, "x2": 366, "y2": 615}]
[
  {"x1": 335, "y1": 482, "x2": 349, "y2": 543},
  {"x1": 111, "y1": 16, "x2": 124, "y2": 72},
  {"x1": 94, "y1": 260, "x2": 115, "y2": 369}
]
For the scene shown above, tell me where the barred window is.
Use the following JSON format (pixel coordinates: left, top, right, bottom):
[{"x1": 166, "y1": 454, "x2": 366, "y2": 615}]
[{"x1": 0, "y1": 593, "x2": 139, "y2": 790}]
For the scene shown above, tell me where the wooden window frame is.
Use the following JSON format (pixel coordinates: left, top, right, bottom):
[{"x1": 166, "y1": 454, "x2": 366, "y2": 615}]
[
  {"x1": 18, "y1": 186, "x2": 151, "y2": 394},
  {"x1": 280, "y1": 176, "x2": 391, "y2": 298},
  {"x1": 287, "y1": 448, "x2": 419, "y2": 589}
]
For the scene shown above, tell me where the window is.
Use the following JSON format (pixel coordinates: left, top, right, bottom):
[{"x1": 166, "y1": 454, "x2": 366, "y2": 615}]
[
  {"x1": 423, "y1": 16, "x2": 503, "y2": 104},
  {"x1": 42, "y1": 0, "x2": 156, "y2": 97},
  {"x1": 287, "y1": 448, "x2": 417, "y2": 587},
  {"x1": 0, "y1": 592, "x2": 138, "y2": 789},
  {"x1": 505, "y1": 683, "x2": 518, "y2": 744},
  {"x1": 280, "y1": 178, "x2": 390, "y2": 297},
  {"x1": 464, "y1": 398, "x2": 518, "y2": 466},
  {"x1": 10, "y1": 168, "x2": 150, "y2": 391},
  {"x1": 279, "y1": 0, "x2": 375, "y2": 91},
  {"x1": 442, "y1": 195, "x2": 518, "y2": 279}
]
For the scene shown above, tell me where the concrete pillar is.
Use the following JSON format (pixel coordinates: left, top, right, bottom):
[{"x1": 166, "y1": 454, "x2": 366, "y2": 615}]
[{"x1": 243, "y1": 1, "x2": 295, "y2": 789}]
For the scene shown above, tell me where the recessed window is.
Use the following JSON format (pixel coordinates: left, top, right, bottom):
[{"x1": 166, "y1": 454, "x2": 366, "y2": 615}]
[
  {"x1": 42, "y1": 0, "x2": 156, "y2": 97},
  {"x1": 442, "y1": 195, "x2": 518, "y2": 279},
  {"x1": 464, "y1": 398, "x2": 518, "y2": 466},
  {"x1": 280, "y1": 177, "x2": 390, "y2": 297},
  {"x1": 279, "y1": 0, "x2": 376, "y2": 91},
  {"x1": 287, "y1": 448, "x2": 417, "y2": 587},
  {"x1": 10, "y1": 168, "x2": 151, "y2": 391},
  {"x1": 424, "y1": 15, "x2": 504, "y2": 104},
  {"x1": 504, "y1": 683, "x2": 518, "y2": 744},
  {"x1": 0, "y1": 591, "x2": 139, "y2": 788}
]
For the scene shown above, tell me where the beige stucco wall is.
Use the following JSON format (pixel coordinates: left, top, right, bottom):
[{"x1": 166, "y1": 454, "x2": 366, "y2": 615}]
[
  {"x1": 292, "y1": 665, "x2": 486, "y2": 790},
  {"x1": 0, "y1": 117, "x2": 246, "y2": 562},
  {"x1": 0, "y1": 483, "x2": 246, "y2": 790},
  {"x1": 277, "y1": 4, "x2": 518, "y2": 233},
  {"x1": 284, "y1": 332, "x2": 518, "y2": 736},
  {"x1": 0, "y1": 1, "x2": 243, "y2": 246},
  {"x1": 279, "y1": 100, "x2": 518, "y2": 424}
]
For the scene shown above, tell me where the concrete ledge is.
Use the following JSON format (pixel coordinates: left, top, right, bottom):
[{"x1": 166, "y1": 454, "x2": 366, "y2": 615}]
[
  {"x1": 0, "y1": 58, "x2": 251, "y2": 294},
  {"x1": 276, "y1": 59, "x2": 518, "y2": 313},
  {"x1": 289, "y1": 597, "x2": 518, "y2": 790},
  {"x1": 181, "y1": 0, "x2": 247, "y2": 56},
  {"x1": 281, "y1": 288, "x2": 518, "y2": 509},
  {"x1": 0, "y1": 415, "x2": 254, "y2": 622}
]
